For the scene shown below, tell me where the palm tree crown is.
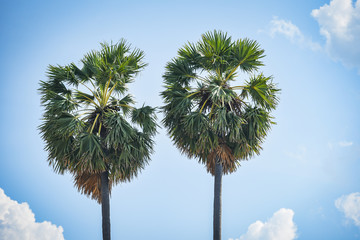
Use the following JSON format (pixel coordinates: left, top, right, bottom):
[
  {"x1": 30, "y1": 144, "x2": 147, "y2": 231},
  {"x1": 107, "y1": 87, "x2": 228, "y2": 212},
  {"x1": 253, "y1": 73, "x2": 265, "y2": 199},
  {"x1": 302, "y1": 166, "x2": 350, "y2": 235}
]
[
  {"x1": 161, "y1": 30, "x2": 280, "y2": 175},
  {"x1": 39, "y1": 40, "x2": 157, "y2": 202}
]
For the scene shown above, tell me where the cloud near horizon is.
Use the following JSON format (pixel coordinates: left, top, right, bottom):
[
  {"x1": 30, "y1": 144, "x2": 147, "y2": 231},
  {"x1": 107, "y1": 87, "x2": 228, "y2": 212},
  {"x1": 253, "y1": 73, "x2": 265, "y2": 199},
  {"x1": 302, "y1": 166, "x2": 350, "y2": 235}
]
[
  {"x1": 0, "y1": 188, "x2": 64, "y2": 240},
  {"x1": 335, "y1": 192, "x2": 360, "y2": 227},
  {"x1": 229, "y1": 208, "x2": 297, "y2": 240}
]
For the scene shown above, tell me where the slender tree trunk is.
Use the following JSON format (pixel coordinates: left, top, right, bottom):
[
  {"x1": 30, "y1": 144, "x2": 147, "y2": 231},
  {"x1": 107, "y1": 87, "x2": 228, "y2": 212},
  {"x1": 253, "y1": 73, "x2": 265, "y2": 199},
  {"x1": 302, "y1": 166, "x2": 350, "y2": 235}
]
[
  {"x1": 101, "y1": 171, "x2": 111, "y2": 240},
  {"x1": 213, "y1": 160, "x2": 223, "y2": 240}
]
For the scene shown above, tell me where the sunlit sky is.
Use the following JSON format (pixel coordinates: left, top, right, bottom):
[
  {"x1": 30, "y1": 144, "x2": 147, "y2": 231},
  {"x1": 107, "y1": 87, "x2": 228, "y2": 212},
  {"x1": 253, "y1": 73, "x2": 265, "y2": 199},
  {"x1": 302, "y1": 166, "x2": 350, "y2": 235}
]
[{"x1": 1, "y1": 0, "x2": 360, "y2": 239}]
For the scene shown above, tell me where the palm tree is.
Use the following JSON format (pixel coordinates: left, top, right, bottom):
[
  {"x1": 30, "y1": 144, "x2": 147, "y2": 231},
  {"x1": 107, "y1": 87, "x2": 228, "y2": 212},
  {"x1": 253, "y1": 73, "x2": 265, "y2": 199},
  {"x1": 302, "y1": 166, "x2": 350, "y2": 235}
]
[
  {"x1": 161, "y1": 30, "x2": 280, "y2": 240},
  {"x1": 39, "y1": 40, "x2": 157, "y2": 240}
]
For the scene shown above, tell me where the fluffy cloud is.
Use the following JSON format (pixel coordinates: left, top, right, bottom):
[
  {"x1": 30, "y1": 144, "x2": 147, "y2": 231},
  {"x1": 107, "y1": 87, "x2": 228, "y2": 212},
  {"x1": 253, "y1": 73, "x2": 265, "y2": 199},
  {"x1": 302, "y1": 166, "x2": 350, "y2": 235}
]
[
  {"x1": 269, "y1": 0, "x2": 360, "y2": 72},
  {"x1": 335, "y1": 192, "x2": 360, "y2": 227},
  {"x1": 270, "y1": 17, "x2": 304, "y2": 42},
  {"x1": 229, "y1": 208, "x2": 297, "y2": 240},
  {"x1": 312, "y1": 0, "x2": 360, "y2": 71},
  {"x1": 0, "y1": 188, "x2": 64, "y2": 240},
  {"x1": 269, "y1": 17, "x2": 321, "y2": 51}
]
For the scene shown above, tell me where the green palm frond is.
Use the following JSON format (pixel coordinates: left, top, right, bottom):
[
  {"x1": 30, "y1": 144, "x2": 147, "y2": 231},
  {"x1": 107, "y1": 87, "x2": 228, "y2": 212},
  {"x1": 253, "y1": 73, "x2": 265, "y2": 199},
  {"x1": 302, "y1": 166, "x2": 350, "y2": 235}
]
[
  {"x1": 229, "y1": 38, "x2": 265, "y2": 73},
  {"x1": 131, "y1": 106, "x2": 158, "y2": 136},
  {"x1": 241, "y1": 73, "x2": 280, "y2": 110},
  {"x1": 104, "y1": 111, "x2": 136, "y2": 149},
  {"x1": 76, "y1": 132, "x2": 105, "y2": 171},
  {"x1": 163, "y1": 58, "x2": 197, "y2": 87}
]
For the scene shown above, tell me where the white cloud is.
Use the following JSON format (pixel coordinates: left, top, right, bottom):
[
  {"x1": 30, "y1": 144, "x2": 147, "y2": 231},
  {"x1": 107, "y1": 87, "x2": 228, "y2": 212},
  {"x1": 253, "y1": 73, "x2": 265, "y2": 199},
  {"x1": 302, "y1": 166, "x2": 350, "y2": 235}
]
[
  {"x1": 0, "y1": 188, "x2": 64, "y2": 240},
  {"x1": 312, "y1": 0, "x2": 360, "y2": 71},
  {"x1": 335, "y1": 192, "x2": 360, "y2": 227},
  {"x1": 229, "y1": 208, "x2": 297, "y2": 240},
  {"x1": 268, "y1": 1, "x2": 360, "y2": 72},
  {"x1": 328, "y1": 141, "x2": 354, "y2": 149},
  {"x1": 269, "y1": 17, "x2": 321, "y2": 51},
  {"x1": 270, "y1": 17, "x2": 304, "y2": 42},
  {"x1": 338, "y1": 141, "x2": 353, "y2": 147}
]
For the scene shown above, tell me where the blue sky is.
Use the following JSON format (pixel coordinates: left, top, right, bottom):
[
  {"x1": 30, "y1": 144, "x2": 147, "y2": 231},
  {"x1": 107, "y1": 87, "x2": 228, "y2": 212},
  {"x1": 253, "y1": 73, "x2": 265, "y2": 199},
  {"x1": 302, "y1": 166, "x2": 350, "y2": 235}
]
[{"x1": 0, "y1": 0, "x2": 360, "y2": 239}]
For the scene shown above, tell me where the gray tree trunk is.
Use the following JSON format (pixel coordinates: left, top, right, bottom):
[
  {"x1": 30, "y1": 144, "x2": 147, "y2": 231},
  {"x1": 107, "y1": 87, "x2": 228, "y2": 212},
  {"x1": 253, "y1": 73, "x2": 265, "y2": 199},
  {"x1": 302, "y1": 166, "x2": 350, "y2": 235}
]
[
  {"x1": 101, "y1": 171, "x2": 111, "y2": 240},
  {"x1": 213, "y1": 160, "x2": 223, "y2": 240}
]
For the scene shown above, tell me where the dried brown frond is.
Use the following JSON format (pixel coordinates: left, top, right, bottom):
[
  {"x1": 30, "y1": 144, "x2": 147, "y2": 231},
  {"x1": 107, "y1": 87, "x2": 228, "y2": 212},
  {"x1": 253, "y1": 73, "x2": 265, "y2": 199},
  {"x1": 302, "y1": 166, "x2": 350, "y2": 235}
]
[
  {"x1": 206, "y1": 143, "x2": 237, "y2": 175},
  {"x1": 73, "y1": 171, "x2": 113, "y2": 204}
]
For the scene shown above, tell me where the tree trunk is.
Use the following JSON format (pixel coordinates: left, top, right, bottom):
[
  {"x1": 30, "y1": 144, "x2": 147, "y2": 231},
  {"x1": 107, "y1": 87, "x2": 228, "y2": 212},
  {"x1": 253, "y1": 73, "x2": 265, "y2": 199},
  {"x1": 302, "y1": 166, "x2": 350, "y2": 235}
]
[
  {"x1": 101, "y1": 171, "x2": 111, "y2": 240},
  {"x1": 213, "y1": 160, "x2": 223, "y2": 240}
]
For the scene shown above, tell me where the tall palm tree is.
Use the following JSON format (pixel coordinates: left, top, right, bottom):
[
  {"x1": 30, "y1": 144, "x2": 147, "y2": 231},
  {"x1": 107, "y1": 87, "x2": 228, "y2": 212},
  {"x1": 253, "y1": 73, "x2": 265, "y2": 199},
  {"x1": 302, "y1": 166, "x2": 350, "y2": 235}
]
[
  {"x1": 39, "y1": 40, "x2": 157, "y2": 240},
  {"x1": 161, "y1": 30, "x2": 280, "y2": 240}
]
